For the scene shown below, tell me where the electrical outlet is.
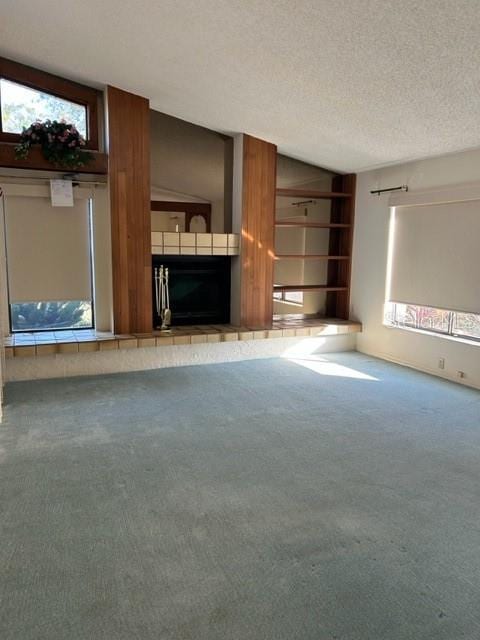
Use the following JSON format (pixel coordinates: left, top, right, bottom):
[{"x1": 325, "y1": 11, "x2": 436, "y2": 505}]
[{"x1": 438, "y1": 358, "x2": 445, "y2": 370}]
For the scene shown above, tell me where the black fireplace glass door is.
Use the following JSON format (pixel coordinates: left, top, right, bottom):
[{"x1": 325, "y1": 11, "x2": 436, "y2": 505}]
[{"x1": 152, "y1": 255, "x2": 230, "y2": 327}]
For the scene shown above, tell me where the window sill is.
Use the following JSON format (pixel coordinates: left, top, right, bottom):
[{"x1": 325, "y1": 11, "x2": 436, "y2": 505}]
[
  {"x1": 0, "y1": 142, "x2": 108, "y2": 174},
  {"x1": 4, "y1": 319, "x2": 362, "y2": 358},
  {"x1": 383, "y1": 322, "x2": 480, "y2": 347},
  {"x1": 274, "y1": 299, "x2": 304, "y2": 307}
]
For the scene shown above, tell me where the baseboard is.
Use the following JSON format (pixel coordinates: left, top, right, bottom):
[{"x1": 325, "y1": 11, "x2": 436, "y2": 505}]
[{"x1": 356, "y1": 346, "x2": 480, "y2": 391}]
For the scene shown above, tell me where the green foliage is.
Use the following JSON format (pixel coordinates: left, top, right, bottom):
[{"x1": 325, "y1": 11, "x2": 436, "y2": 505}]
[
  {"x1": 15, "y1": 120, "x2": 93, "y2": 169},
  {"x1": 2, "y1": 101, "x2": 37, "y2": 133},
  {"x1": 11, "y1": 301, "x2": 92, "y2": 331},
  {"x1": 2, "y1": 85, "x2": 86, "y2": 135}
]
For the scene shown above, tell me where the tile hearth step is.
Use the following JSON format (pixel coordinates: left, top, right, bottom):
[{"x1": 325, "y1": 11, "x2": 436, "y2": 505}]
[{"x1": 5, "y1": 319, "x2": 362, "y2": 358}]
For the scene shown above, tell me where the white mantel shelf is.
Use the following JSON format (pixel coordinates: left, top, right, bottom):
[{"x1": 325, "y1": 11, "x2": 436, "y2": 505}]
[{"x1": 152, "y1": 232, "x2": 239, "y2": 256}]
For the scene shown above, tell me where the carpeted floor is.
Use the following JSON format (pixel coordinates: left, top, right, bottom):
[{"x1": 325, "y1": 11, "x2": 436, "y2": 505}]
[{"x1": 1, "y1": 353, "x2": 480, "y2": 640}]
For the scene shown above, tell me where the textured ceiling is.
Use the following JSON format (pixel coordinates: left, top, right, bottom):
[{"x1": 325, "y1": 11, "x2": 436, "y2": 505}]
[{"x1": 1, "y1": 0, "x2": 480, "y2": 172}]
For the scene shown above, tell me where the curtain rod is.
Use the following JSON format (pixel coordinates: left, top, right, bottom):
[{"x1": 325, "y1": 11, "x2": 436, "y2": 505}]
[
  {"x1": 370, "y1": 185, "x2": 408, "y2": 196},
  {"x1": 292, "y1": 199, "x2": 315, "y2": 206},
  {"x1": 0, "y1": 174, "x2": 107, "y2": 186}
]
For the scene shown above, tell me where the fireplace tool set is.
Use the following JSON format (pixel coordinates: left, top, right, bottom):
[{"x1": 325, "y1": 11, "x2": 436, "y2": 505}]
[{"x1": 154, "y1": 265, "x2": 172, "y2": 331}]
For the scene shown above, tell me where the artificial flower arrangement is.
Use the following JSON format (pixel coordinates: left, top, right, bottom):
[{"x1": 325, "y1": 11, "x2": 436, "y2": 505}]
[{"x1": 15, "y1": 120, "x2": 93, "y2": 169}]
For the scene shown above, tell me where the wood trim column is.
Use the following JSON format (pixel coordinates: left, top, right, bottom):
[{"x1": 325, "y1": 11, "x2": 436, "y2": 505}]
[
  {"x1": 326, "y1": 173, "x2": 356, "y2": 319},
  {"x1": 107, "y1": 86, "x2": 152, "y2": 334},
  {"x1": 238, "y1": 134, "x2": 277, "y2": 327}
]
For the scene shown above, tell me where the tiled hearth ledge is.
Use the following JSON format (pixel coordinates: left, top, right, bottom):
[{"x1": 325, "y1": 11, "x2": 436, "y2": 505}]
[
  {"x1": 5, "y1": 318, "x2": 361, "y2": 359},
  {"x1": 152, "y1": 232, "x2": 239, "y2": 255}
]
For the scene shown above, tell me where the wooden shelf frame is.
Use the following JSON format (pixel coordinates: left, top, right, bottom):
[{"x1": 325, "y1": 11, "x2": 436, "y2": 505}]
[
  {"x1": 274, "y1": 254, "x2": 349, "y2": 260},
  {"x1": 276, "y1": 188, "x2": 352, "y2": 199},
  {"x1": 0, "y1": 142, "x2": 108, "y2": 174},
  {"x1": 273, "y1": 173, "x2": 356, "y2": 320},
  {"x1": 275, "y1": 220, "x2": 350, "y2": 228},
  {"x1": 325, "y1": 174, "x2": 356, "y2": 318},
  {"x1": 274, "y1": 284, "x2": 348, "y2": 293}
]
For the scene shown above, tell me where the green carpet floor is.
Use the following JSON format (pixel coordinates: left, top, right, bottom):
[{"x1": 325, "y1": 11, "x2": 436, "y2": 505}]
[{"x1": 1, "y1": 353, "x2": 480, "y2": 639}]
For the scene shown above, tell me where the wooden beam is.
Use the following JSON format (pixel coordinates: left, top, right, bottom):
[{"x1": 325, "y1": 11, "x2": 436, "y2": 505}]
[
  {"x1": 276, "y1": 188, "x2": 352, "y2": 199},
  {"x1": 107, "y1": 86, "x2": 152, "y2": 334},
  {"x1": 239, "y1": 134, "x2": 277, "y2": 327},
  {"x1": 275, "y1": 220, "x2": 350, "y2": 228},
  {"x1": 0, "y1": 142, "x2": 107, "y2": 174},
  {"x1": 274, "y1": 284, "x2": 348, "y2": 292},
  {"x1": 274, "y1": 255, "x2": 350, "y2": 260},
  {"x1": 326, "y1": 173, "x2": 356, "y2": 319},
  {"x1": 151, "y1": 200, "x2": 212, "y2": 232},
  {"x1": 150, "y1": 201, "x2": 210, "y2": 214}
]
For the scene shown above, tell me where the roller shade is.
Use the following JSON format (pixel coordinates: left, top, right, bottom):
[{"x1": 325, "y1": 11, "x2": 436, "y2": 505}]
[
  {"x1": 4, "y1": 195, "x2": 92, "y2": 303},
  {"x1": 389, "y1": 199, "x2": 480, "y2": 314}
]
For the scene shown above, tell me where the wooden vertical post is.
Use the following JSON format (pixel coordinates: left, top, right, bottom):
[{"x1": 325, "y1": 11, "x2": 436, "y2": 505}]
[
  {"x1": 326, "y1": 173, "x2": 356, "y2": 319},
  {"x1": 234, "y1": 134, "x2": 277, "y2": 328},
  {"x1": 107, "y1": 86, "x2": 152, "y2": 334}
]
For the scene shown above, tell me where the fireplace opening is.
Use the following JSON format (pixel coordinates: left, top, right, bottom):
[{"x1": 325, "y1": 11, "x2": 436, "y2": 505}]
[{"x1": 152, "y1": 255, "x2": 230, "y2": 327}]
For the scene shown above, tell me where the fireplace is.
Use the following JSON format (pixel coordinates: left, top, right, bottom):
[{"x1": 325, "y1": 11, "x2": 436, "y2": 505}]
[{"x1": 152, "y1": 255, "x2": 230, "y2": 327}]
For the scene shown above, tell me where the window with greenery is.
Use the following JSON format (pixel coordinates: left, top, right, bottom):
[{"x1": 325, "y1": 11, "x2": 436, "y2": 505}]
[
  {"x1": 0, "y1": 79, "x2": 87, "y2": 137},
  {"x1": 0, "y1": 56, "x2": 100, "y2": 149},
  {"x1": 384, "y1": 302, "x2": 480, "y2": 342},
  {"x1": 11, "y1": 301, "x2": 93, "y2": 332}
]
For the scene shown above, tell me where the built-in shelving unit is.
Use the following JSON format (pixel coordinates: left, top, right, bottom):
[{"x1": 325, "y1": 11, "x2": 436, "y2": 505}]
[
  {"x1": 274, "y1": 174, "x2": 356, "y2": 320},
  {"x1": 274, "y1": 284, "x2": 348, "y2": 293},
  {"x1": 276, "y1": 188, "x2": 352, "y2": 199},
  {"x1": 275, "y1": 220, "x2": 350, "y2": 228},
  {"x1": 274, "y1": 255, "x2": 349, "y2": 260}
]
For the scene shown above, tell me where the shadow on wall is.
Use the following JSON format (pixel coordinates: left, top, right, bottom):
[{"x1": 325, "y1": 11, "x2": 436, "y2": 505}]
[{"x1": 150, "y1": 109, "x2": 232, "y2": 233}]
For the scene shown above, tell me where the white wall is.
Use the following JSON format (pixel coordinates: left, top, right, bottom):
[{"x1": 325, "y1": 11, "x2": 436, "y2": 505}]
[
  {"x1": 6, "y1": 334, "x2": 356, "y2": 381},
  {"x1": 150, "y1": 110, "x2": 227, "y2": 232},
  {"x1": 351, "y1": 147, "x2": 480, "y2": 389}
]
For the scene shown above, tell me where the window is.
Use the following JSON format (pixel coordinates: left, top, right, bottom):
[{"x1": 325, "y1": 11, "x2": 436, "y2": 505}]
[
  {"x1": 452, "y1": 312, "x2": 480, "y2": 340},
  {"x1": 3, "y1": 192, "x2": 95, "y2": 333},
  {"x1": 273, "y1": 289, "x2": 304, "y2": 306},
  {"x1": 1, "y1": 79, "x2": 87, "y2": 137},
  {"x1": 10, "y1": 301, "x2": 92, "y2": 332},
  {"x1": 0, "y1": 56, "x2": 100, "y2": 149},
  {"x1": 386, "y1": 199, "x2": 480, "y2": 317},
  {"x1": 384, "y1": 190, "x2": 480, "y2": 345},
  {"x1": 385, "y1": 302, "x2": 480, "y2": 343}
]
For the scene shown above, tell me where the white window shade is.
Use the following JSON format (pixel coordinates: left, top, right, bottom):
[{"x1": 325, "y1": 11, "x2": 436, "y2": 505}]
[
  {"x1": 4, "y1": 195, "x2": 92, "y2": 303},
  {"x1": 389, "y1": 199, "x2": 480, "y2": 314}
]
